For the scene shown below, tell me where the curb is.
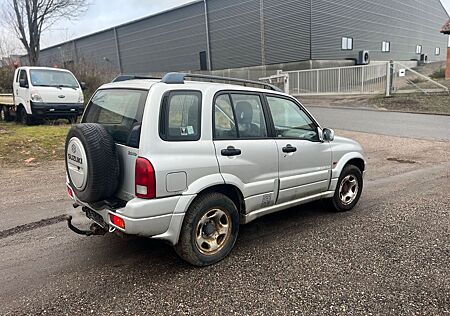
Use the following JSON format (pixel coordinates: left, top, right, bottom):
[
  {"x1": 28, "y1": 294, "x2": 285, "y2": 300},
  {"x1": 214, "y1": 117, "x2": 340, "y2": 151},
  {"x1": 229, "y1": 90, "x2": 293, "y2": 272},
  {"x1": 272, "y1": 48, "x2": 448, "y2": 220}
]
[{"x1": 303, "y1": 105, "x2": 450, "y2": 117}]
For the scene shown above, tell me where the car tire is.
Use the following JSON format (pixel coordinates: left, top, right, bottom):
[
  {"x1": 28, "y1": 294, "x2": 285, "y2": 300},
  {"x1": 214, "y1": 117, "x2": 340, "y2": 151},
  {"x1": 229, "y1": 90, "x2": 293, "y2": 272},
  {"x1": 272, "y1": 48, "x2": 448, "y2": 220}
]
[
  {"x1": 65, "y1": 123, "x2": 120, "y2": 203},
  {"x1": 175, "y1": 193, "x2": 239, "y2": 266},
  {"x1": 0, "y1": 106, "x2": 6, "y2": 121},
  {"x1": 325, "y1": 165, "x2": 363, "y2": 212},
  {"x1": 3, "y1": 106, "x2": 14, "y2": 122},
  {"x1": 18, "y1": 107, "x2": 32, "y2": 125}
]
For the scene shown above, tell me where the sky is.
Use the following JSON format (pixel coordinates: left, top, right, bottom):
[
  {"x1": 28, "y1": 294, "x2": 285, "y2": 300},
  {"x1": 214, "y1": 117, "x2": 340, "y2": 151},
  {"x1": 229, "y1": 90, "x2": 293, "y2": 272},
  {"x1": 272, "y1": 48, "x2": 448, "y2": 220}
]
[{"x1": 1, "y1": 0, "x2": 450, "y2": 54}]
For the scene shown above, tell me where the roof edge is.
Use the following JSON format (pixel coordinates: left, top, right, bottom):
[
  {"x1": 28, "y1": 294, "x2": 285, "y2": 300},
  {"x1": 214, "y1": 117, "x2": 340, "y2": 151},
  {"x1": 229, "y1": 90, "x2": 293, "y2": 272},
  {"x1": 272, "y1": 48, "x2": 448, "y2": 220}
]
[{"x1": 39, "y1": 0, "x2": 202, "y2": 53}]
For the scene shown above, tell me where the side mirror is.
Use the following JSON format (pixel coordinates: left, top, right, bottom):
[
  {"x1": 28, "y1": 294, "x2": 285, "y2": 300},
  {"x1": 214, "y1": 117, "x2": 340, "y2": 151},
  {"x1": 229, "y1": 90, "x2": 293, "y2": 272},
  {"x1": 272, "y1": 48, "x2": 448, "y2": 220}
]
[
  {"x1": 19, "y1": 79, "x2": 28, "y2": 88},
  {"x1": 323, "y1": 128, "x2": 335, "y2": 142},
  {"x1": 80, "y1": 82, "x2": 87, "y2": 91}
]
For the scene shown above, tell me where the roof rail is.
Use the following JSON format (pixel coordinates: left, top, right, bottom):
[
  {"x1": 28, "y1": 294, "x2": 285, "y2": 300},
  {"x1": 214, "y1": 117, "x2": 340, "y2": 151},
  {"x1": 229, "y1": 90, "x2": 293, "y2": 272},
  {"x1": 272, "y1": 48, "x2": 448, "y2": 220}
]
[
  {"x1": 112, "y1": 74, "x2": 162, "y2": 83},
  {"x1": 161, "y1": 72, "x2": 283, "y2": 92}
]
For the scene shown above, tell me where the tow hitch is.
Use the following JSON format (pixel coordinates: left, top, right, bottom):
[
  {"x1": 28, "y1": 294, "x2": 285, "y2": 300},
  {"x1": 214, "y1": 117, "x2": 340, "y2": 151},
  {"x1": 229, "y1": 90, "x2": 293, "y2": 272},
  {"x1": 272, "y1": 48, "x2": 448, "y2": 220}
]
[{"x1": 65, "y1": 215, "x2": 107, "y2": 236}]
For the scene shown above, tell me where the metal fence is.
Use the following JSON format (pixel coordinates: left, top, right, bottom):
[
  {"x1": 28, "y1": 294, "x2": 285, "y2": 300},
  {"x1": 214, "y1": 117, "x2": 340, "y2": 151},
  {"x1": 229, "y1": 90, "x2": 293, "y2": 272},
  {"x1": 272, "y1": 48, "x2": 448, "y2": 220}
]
[
  {"x1": 392, "y1": 62, "x2": 449, "y2": 95},
  {"x1": 260, "y1": 62, "x2": 448, "y2": 97},
  {"x1": 286, "y1": 63, "x2": 389, "y2": 96}
]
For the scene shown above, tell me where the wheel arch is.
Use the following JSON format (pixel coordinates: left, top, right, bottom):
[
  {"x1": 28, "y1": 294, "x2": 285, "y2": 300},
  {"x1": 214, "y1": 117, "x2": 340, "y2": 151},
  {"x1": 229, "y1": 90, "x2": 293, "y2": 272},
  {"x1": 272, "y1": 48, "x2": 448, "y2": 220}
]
[
  {"x1": 333, "y1": 152, "x2": 365, "y2": 177},
  {"x1": 191, "y1": 184, "x2": 246, "y2": 217},
  {"x1": 345, "y1": 158, "x2": 365, "y2": 173}
]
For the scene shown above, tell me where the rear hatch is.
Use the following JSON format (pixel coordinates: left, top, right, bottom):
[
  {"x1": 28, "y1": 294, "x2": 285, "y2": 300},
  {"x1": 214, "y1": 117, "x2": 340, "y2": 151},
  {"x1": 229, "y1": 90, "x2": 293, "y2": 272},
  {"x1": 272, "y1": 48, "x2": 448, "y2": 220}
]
[{"x1": 82, "y1": 88, "x2": 148, "y2": 201}]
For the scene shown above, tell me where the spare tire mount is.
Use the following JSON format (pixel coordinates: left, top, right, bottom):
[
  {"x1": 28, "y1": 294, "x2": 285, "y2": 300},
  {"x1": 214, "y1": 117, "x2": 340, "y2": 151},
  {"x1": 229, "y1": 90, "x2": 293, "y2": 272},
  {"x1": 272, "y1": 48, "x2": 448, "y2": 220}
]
[{"x1": 67, "y1": 137, "x2": 88, "y2": 191}]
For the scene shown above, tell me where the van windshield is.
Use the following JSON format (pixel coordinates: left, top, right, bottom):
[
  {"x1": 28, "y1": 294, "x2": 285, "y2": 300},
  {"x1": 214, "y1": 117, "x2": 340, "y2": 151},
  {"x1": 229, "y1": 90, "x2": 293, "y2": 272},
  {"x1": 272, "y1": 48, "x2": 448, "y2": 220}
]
[
  {"x1": 82, "y1": 89, "x2": 148, "y2": 148},
  {"x1": 30, "y1": 69, "x2": 79, "y2": 88}
]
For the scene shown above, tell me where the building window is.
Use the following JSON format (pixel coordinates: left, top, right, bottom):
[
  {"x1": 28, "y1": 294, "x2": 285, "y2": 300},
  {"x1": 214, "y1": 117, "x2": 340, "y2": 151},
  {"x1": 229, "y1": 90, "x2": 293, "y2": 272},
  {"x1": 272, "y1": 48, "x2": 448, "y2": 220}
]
[
  {"x1": 416, "y1": 45, "x2": 423, "y2": 54},
  {"x1": 435, "y1": 47, "x2": 441, "y2": 56},
  {"x1": 382, "y1": 41, "x2": 390, "y2": 52},
  {"x1": 341, "y1": 37, "x2": 353, "y2": 50}
]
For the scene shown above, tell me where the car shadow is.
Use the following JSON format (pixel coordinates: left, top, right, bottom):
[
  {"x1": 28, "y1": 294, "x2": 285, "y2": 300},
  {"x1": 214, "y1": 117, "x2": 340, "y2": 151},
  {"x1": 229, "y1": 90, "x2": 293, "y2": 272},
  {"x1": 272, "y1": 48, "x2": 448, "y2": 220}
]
[{"x1": 92, "y1": 200, "x2": 342, "y2": 271}]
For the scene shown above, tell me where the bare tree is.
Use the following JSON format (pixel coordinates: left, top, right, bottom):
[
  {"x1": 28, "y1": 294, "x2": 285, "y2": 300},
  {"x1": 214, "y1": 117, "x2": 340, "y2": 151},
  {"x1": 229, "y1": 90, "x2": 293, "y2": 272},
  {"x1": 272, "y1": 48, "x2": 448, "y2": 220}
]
[
  {"x1": 0, "y1": 32, "x2": 19, "y2": 58},
  {"x1": 2, "y1": 0, "x2": 88, "y2": 65}
]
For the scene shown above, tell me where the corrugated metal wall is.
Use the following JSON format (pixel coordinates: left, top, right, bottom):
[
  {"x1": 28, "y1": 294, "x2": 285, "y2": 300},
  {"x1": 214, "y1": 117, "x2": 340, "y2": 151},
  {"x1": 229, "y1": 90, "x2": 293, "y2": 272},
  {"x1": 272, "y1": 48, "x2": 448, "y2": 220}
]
[
  {"x1": 117, "y1": 2, "x2": 207, "y2": 73},
  {"x1": 311, "y1": 0, "x2": 448, "y2": 62},
  {"x1": 75, "y1": 29, "x2": 118, "y2": 66},
  {"x1": 207, "y1": 0, "x2": 263, "y2": 69},
  {"x1": 38, "y1": 42, "x2": 74, "y2": 66},
  {"x1": 34, "y1": 0, "x2": 448, "y2": 72},
  {"x1": 263, "y1": 0, "x2": 311, "y2": 64}
]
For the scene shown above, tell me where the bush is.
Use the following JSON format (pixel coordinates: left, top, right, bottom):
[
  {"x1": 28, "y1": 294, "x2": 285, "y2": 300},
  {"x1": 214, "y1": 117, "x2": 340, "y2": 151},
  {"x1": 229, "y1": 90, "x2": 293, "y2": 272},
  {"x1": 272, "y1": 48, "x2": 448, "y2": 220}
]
[
  {"x1": 430, "y1": 68, "x2": 446, "y2": 79},
  {"x1": 65, "y1": 57, "x2": 118, "y2": 101},
  {"x1": 0, "y1": 66, "x2": 15, "y2": 93}
]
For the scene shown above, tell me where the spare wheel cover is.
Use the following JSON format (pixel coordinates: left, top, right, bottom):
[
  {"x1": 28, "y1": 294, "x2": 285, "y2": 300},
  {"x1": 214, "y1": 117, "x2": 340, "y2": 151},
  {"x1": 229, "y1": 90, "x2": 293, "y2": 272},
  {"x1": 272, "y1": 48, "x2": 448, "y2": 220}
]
[{"x1": 67, "y1": 137, "x2": 88, "y2": 191}]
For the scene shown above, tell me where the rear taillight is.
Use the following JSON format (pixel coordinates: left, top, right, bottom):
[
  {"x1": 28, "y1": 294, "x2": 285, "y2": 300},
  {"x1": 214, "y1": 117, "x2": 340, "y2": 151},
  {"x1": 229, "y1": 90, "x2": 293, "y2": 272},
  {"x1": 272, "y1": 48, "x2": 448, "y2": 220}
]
[{"x1": 135, "y1": 157, "x2": 156, "y2": 199}]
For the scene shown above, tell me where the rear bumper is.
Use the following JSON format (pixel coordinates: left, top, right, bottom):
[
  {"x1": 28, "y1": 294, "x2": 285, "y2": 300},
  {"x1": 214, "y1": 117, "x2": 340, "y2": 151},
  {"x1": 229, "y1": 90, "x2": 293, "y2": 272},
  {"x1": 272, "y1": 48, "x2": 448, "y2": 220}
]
[
  {"x1": 31, "y1": 101, "x2": 84, "y2": 118},
  {"x1": 67, "y1": 184, "x2": 195, "y2": 245}
]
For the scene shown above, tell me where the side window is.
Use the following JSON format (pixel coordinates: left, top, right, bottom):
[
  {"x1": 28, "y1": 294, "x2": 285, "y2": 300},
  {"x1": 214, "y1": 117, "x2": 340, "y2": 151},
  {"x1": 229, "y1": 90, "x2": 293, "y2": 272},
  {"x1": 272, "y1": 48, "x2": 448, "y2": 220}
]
[
  {"x1": 19, "y1": 70, "x2": 28, "y2": 85},
  {"x1": 266, "y1": 96, "x2": 319, "y2": 142},
  {"x1": 160, "y1": 91, "x2": 202, "y2": 141},
  {"x1": 214, "y1": 94, "x2": 237, "y2": 140},
  {"x1": 230, "y1": 94, "x2": 267, "y2": 138}
]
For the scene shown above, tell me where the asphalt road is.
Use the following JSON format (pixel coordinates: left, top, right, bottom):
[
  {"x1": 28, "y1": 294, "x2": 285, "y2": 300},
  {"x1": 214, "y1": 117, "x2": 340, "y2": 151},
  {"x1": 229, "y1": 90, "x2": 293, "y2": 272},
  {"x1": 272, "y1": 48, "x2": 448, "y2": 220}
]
[
  {"x1": 1, "y1": 130, "x2": 449, "y2": 315},
  {"x1": 308, "y1": 107, "x2": 450, "y2": 141}
]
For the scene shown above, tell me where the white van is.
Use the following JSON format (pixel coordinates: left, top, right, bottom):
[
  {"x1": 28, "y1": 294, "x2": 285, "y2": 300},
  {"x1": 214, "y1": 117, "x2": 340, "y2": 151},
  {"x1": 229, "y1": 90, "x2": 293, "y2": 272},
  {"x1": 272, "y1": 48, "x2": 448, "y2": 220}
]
[{"x1": 12, "y1": 66, "x2": 85, "y2": 124}]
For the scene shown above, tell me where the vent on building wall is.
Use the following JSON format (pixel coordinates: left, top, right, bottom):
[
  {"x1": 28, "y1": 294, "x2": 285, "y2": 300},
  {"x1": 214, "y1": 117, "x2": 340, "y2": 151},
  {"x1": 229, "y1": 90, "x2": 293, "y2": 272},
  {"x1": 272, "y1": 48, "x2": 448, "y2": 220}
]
[{"x1": 357, "y1": 50, "x2": 370, "y2": 65}]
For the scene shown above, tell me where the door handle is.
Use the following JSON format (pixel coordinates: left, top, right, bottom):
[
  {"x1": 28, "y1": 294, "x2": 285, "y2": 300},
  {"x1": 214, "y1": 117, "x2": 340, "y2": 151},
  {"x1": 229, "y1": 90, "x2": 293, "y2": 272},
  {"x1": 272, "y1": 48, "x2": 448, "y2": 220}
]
[
  {"x1": 221, "y1": 146, "x2": 242, "y2": 157},
  {"x1": 282, "y1": 144, "x2": 297, "y2": 153}
]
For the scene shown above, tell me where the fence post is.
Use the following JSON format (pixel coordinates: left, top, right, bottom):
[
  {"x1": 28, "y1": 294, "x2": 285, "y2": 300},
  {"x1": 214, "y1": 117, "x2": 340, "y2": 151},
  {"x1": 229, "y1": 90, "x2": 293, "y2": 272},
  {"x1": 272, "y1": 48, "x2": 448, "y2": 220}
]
[
  {"x1": 338, "y1": 68, "x2": 341, "y2": 93},
  {"x1": 316, "y1": 70, "x2": 320, "y2": 94},
  {"x1": 361, "y1": 66, "x2": 365, "y2": 93},
  {"x1": 385, "y1": 61, "x2": 392, "y2": 97},
  {"x1": 284, "y1": 73, "x2": 290, "y2": 95}
]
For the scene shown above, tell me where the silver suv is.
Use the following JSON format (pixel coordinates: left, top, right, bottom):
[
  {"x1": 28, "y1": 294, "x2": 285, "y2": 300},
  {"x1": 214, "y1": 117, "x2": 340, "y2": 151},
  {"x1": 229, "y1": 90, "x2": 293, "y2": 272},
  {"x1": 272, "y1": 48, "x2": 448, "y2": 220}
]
[{"x1": 65, "y1": 73, "x2": 365, "y2": 266}]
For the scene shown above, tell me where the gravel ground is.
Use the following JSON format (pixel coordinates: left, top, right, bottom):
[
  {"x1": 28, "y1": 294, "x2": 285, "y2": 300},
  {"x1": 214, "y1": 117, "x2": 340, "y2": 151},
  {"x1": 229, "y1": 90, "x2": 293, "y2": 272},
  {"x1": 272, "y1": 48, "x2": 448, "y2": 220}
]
[{"x1": 0, "y1": 130, "x2": 449, "y2": 315}]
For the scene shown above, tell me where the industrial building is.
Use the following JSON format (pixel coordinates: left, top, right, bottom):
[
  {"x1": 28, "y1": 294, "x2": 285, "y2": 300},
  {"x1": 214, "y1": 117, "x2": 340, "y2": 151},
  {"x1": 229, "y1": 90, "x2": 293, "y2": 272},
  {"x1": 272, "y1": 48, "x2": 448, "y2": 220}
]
[{"x1": 28, "y1": 0, "x2": 449, "y2": 74}]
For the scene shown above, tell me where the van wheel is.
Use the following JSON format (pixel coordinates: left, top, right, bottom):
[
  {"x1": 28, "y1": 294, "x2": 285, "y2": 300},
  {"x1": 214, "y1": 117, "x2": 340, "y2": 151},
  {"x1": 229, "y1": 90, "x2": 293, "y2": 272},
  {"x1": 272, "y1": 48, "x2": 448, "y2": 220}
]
[
  {"x1": 1, "y1": 106, "x2": 13, "y2": 122},
  {"x1": 325, "y1": 165, "x2": 363, "y2": 212},
  {"x1": 0, "y1": 106, "x2": 6, "y2": 121},
  {"x1": 18, "y1": 107, "x2": 32, "y2": 125},
  {"x1": 175, "y1": 193, "x2": 239, "y2": 266}
]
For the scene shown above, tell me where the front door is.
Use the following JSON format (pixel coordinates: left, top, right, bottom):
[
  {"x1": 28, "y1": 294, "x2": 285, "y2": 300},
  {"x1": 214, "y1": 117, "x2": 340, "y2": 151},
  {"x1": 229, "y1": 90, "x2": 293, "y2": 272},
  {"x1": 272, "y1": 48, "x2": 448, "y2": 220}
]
[
  {"x1": 16, "y1": 69, "x2": 29, "y2": 110},
  {"x1": 213, "y1": 92, "x2": 278, "y2": 214},
  {"x1": 265, "y1": 95, "x2": 332, "y2": 204}
]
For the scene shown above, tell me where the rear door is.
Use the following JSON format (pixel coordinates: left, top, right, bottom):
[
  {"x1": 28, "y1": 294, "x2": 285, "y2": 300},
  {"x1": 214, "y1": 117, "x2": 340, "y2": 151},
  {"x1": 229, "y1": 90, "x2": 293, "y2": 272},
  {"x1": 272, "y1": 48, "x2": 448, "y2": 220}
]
[
  {"x1": 265, "y1": 95, "x2": 332, "y2": 204},
  {"x1": 82, "y1": 89, "x2": 148, "y2": 201},
  {"x1": 213, "y1": 92, "x2": 278, "y2": 214}
]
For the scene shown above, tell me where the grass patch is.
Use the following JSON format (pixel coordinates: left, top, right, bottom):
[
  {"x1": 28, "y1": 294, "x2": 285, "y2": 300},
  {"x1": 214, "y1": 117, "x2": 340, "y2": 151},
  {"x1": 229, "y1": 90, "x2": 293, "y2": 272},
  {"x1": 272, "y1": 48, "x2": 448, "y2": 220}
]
[
  {"x1": 0, "y1": 122, "x2": 69, "y2": 166},
  {"x1": 430, "y1": 68, "x2": 446, "y2": 80},
  {"x1": 370, "y1": 94, "x2": 450, "y2": 115}
]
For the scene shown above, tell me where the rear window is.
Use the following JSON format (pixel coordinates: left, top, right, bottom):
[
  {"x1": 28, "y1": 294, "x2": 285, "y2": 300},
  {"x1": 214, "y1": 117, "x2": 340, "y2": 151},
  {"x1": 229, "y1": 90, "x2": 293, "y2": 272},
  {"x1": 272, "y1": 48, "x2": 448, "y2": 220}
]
[{"x1": 83, "y1": 89, "x2": 148, "y2": 148}]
